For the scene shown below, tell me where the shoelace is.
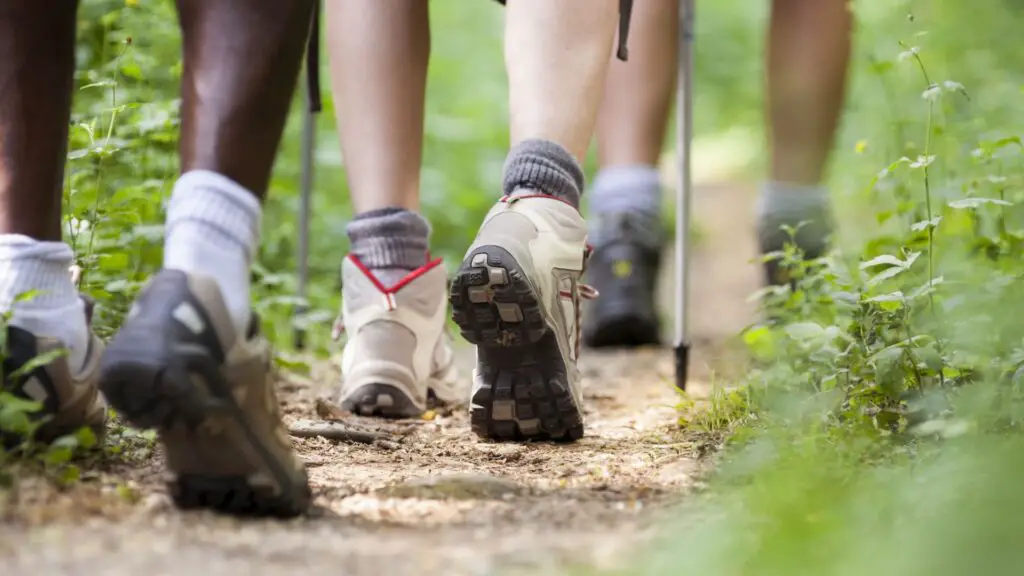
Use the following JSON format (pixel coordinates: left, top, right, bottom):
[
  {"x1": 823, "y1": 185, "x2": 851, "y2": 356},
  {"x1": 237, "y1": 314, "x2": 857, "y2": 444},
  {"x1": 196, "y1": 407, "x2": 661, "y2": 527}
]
[
  {"x1": 574, "y1": 245, "x2": 600, "y2": 359},
  {"x1": 331, "y1": 316, "x2": 346, "y2": 342},
  {"x1": 578, "y1": 244, "x2": 600, "y2": 303}
]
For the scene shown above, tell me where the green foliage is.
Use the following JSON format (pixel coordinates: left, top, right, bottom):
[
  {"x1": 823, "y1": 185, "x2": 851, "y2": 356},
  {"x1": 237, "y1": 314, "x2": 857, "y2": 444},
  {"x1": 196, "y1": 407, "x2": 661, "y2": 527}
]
[
  {"x1": 69, "y1": 0, "x2": 181, "y2": 339},
  {"x1": 743, "y1": 2, "x2": 1024, "y2": 434},
  {"x1": 639, "y1": 1, "x2": 1024, "y2": 574},
  {"x1": 677, "y1": 384, "x2": 753, "y2": 434}
]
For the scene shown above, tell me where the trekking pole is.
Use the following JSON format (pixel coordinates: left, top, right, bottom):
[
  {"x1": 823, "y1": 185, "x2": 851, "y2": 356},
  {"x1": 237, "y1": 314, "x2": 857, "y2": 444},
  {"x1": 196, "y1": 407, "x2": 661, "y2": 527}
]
[
  {"x1": 673, "y1": 0, "x2": 695, "y2": 392},
  {"x1": 295, "y1": 1, "x2": 322, "y2": 350}
]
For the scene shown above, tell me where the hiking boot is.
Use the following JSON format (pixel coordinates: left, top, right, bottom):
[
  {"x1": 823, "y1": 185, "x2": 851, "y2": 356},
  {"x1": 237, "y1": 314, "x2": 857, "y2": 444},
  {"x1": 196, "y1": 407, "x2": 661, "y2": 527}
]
[
  {"x1": 335, "y1": 255, "x2": 461, "y2": 418},
  {"x1": 449, "y1": 194, "x2": 596, "y2": 442},
  {"x1": 2, "y1": 297, "x2": 107, "y2": 446},
  {"x1": 582, "y1": 211, "x2": 662, "y2": 348},
  {"x1": 99, "y1": 269, "x2": 310, "y2": 518},
  {"x1": 758, "y1": 208, "x2": 833, "y2": 288}
]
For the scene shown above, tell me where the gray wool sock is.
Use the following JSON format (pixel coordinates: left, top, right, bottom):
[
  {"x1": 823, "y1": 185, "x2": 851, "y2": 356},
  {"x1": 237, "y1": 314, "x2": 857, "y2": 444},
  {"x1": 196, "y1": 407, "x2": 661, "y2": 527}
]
[
  {"x1": 346, "y1": 208, "x2": 431, "y2": 285},
  {"x1": 588, "y1": 165, "x2": 663, "y2": 247},
  {"x1": 502, "y1": 139, "x2": 585, "y2": 209},
  {"x1": 756, "y1": 181, "x2": 834, "y2": 256}
]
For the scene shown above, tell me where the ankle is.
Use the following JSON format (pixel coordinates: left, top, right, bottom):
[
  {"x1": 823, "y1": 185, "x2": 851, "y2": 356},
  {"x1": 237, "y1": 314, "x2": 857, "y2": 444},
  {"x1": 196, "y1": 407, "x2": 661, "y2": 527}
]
[
  {"x1": 9, "y1": 300, "x2": 90, "y2": 377},
  {"x1": 0, "y1": 235, "x2": 79, "y2": 312},
  {"x1": 756, "y1": 181, "x2": 833, "y2": 253},
  {"x1": 588, "y1": 165, "x2": 662, "y2": 246},
  {"x1": 163, "y1": 170, "x2": 261, "y2": 336},
  {"x1": 502, "y1": 139, "x2": 585, "y2": 209},
  {"x1": 346, "y1": 208, "x2": 430, "y2": 285},
  {"x1": 0, "y1": 235, "x2": 89, "y2": 374},
  {"x1": 590, "y1": 165, "x2": 661, "y2": 215}
]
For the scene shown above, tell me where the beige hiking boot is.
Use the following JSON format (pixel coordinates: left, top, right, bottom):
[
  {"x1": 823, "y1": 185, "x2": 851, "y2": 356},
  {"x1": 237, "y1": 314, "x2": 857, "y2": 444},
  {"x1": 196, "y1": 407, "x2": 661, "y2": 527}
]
[
  {"x1": 335, "y1": 255, "x2": 461, "y2": 418},
  {"x1": 3, "y1": 297, "x2": 107, "y2": 446},
  {"x1": 99, "y1": 269, "x2": 310, "y2": 518},
  {"x1": 449, "y1": 194, "x2": 596, "y2": 442}
]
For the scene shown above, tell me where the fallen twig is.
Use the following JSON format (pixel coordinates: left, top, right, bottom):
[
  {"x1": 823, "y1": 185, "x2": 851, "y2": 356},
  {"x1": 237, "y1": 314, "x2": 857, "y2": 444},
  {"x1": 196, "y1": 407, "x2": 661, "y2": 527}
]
[
  {"x1": 374, "y1": 439, "x2": 402, "y2": 451},
  {"x1": 288, "y1": 419, "x2": 386, "y2": 444}
]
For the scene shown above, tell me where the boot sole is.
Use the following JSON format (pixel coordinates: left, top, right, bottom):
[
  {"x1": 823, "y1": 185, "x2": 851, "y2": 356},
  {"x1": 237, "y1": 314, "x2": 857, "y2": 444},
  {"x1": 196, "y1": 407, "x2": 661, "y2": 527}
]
[
  {"x1": 450, "y1": 245, "x2": 584, "y2": 442},
  {"x1": 340, "y1": 383, "x2": 424, "y2": 419},
  {"x1": 99, "y1": 339, "x2": 311, "y2": 518}
]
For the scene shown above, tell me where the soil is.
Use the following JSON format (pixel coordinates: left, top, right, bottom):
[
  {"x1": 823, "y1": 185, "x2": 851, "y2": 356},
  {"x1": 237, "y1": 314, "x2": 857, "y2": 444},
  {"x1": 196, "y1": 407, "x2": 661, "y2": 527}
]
[{"x1": 0, "y1": 183, "x2": 761, "y2": 575}]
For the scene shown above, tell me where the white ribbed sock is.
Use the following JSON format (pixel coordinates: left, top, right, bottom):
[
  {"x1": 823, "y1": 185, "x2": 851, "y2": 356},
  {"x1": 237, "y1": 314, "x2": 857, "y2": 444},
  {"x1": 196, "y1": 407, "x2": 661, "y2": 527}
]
[
  {"x1": 0, "y1": 235, "x2": 89, "y2": 376},
  {"x1": 163, "y1": 170, "x2": 261, "y2": 337}
]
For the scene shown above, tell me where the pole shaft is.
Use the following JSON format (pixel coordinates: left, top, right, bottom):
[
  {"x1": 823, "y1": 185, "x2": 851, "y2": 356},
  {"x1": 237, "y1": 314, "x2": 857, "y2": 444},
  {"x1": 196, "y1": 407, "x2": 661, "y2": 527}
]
[{"x1": 674, "y1": 0, "x2": 695, "y2": 349}]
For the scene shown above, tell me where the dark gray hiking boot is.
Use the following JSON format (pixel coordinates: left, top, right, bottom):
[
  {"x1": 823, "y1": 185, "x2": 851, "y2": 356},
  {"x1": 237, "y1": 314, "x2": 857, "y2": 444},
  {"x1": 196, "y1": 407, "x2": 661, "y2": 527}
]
[
  {"x1": 582, "y1": 211, "x2": 662, "y2": 349},
  {"x1": 99, "y1": 269, "x2": 311, "y2": 518}
]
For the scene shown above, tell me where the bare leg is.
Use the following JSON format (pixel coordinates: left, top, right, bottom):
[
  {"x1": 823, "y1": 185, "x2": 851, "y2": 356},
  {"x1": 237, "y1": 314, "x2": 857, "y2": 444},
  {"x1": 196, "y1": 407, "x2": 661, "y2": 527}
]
[
  {"x1": 176, "y1": 0, "x2": 315, "y2": 198},
  {"x1": 327, "y1": 0, "x2": 429, "y2": 214},
  {"x1": 326, "y1": 0, "x2": 433, "y2": 283},
  {"x1": 585, "y1": 0, "x2": 678, "y2": 349},
  {"x1": 163, "y1": 0, "x2": 315, "y2": 335},
  {"x1": 0, "y1": 0, "x2": 78, "y2": 240},
  {"x1": 759, "y1": 0, "x2": 852, "y2": 283},
  {"x1": 505, "y1": 0, "x2": 619, "y2": 163},
  {"x1": 766, "y1": 0, "x2": 852, "y2": 185},
  {"x1": 596, "y1": 0, "x2": 678, "y2": 169}
]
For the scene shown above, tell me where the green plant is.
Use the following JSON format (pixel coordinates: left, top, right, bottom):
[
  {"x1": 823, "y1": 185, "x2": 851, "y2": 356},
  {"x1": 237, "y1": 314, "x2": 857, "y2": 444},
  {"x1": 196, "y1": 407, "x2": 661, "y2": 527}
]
[
  {"x1": 739, "y1": 16, "x2": 1022, "y2": 434},
  {"x1": 677, "y1": 384, "x2": 753, "y2": 434},
  {"x1": 633, "y1": 3, "x2": 1024, "y2": 574}
]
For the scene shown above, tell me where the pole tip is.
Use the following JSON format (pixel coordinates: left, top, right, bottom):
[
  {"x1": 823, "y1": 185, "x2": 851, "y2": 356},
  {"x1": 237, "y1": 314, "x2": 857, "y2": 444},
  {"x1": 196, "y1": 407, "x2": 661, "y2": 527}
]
[{"x1": 674, "y1": 342, "x2": 690, "y2": 392}]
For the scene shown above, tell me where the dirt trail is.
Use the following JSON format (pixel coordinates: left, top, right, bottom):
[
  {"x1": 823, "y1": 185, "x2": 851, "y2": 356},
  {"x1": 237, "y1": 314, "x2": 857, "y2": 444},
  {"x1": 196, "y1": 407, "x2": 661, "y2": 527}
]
[{"x1": 0, "y1": 183, "x2": 760, "y2": 575}]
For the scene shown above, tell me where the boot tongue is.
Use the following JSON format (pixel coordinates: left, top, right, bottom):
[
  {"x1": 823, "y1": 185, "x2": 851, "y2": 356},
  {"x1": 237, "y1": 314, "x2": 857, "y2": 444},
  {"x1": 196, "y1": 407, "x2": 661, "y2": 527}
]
[{"x1": 371, "y1": 267, "x2": 417, "y2": 286}]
